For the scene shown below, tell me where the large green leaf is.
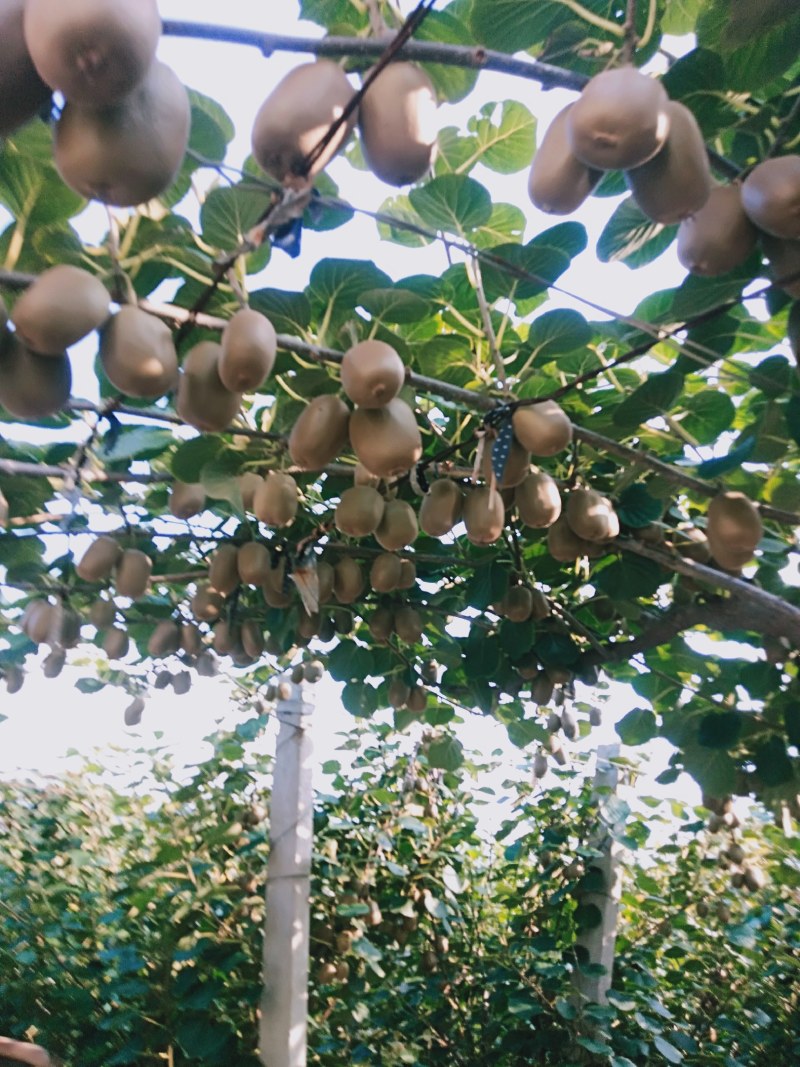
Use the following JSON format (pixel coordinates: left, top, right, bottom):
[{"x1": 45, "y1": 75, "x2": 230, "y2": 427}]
[
  {"x1": 613, "y1": 370, "x2": 685, "y2": 430},
  {"x1": 409, "y1": 175, "x2": 493, "y2": 236},
  {"x1": 465, "y1": 101, "x2": 537, "y2": 174},
  {"x1": 597, "y1": 198, "x2": 677, "y2": 269}
]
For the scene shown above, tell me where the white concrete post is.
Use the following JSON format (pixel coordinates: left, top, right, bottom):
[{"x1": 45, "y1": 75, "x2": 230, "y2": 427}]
[
  {"x1": 574, "y1": 744, "x2": 624, "y2": 1005},
  {"x1": 259, "y1": 678, "x2": 314, "y2": 1067}
]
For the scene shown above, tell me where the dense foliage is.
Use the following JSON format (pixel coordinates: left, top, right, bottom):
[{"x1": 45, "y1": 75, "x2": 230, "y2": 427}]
[{"x1": 1, "y1": 723, "x2": 798, "y2": 1065}]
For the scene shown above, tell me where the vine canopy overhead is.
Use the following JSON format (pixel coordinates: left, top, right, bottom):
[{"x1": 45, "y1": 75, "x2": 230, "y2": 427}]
[{"x1": 0, "y1": 0, "x2": 799, "y2": 817}]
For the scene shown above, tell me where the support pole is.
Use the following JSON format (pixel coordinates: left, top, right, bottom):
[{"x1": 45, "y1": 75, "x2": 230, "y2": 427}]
[
  {"x1": 574, "y1": 744, "x2": 623, "y2": 1005},
  {"x1": 259, "y1": 679, "x2": 314, "y2": 1067}
]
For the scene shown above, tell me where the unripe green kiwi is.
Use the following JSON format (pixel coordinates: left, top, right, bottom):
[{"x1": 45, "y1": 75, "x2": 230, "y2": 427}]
[
  {"x1": 219, "y1": 307, "x2": 277, "y2": 392},
  {"x1": 253, "y1": 472, "x2": 299, "y2": 528},
  {"x1": 76, "y1": 534, "x2": 121, "y2": 581},
  {"x1": 546, "y1": 515, "x2": 594, "y2": 562},
  {"x1": 11, "y1": 265, "x2": 109, "y2": 355},
  {"x1": 0, "y1": 335, "x2": 71, "y2": 419},
  {"x1": 192, "y1": 582, "x2": 225, "y2": 622},
  {"x1": 288, "y1": 394, "x2": 350, "y2": 471},
  {"x1": 462, "y1": 486, "x2": 505, "y2": 545},
  {"x1": 567, "y1": 67, "x2": 670, "y2": 171},
  {"x1": 677, "y1": 184, "x2": 758, "y2": 277},
  {"x1": 419, "y1": 479, "x2": 463, "y2": 537},
  {"x1": 99, "y1": 307, "x2": 178, "y2": 399},
  {"x1": 349, "y1": 397, "x2": 422, "y2": 479},
  {"x1": 333, "y1": 557, "x2": 365, "y2": 604},
  {"x1": 237, "y1": 541, "x2": 272, "y2": 586},
  {"x1": 370, "y1": 552, "x2": 402, "y2": 593},
  {"x1": 706, "y1": 491, "x2": 762, "y2": 571},
  {"x1": 251, "y1": 60, "x2": 357, "y2": 184},
  {"x1": 169, "y1": 481, "x2": 206, "y2": 520},
  {"x1": 0, "y1": 0, "x2": 51, "y2": 137},
  {"x1": 115, "y1": 548, "x2": 152, "y2": 599},
  {"x1": 124, "y1": 695, "x2": 146, "y2": 727},
  {"x1": 512, "y1": 401, "x2": 572, "y2": 456},
  {"x1": 358, "y1": 62, "x2": 438, "y2": 186},
  {"x1": 394, "y1": 605, "x2": 423, "y2": 644},
  {"x1": 103, "y1": 625, "x2": 129, "y2": 659},
  {"x1": 89, "y1": 596, "x2": 116, "y2": 630},
  {"x1": 341, "y1": 339, "x2": 405, "y2": 408},
  {"x1": 177, "y1": 341, "x2": 241, "y2": 433},
  {"x1": 504, "y1": 586, "x2": 533, "y2": 623},
  {"x1": 515, "y1": 470, "x2": 562, "y2": 528},
  {"x1": 24, "y1": 0, "x2": 161, "y2": 104},
  {"x1": 335, "y1": 486, "x2": 385, "y2": 538},
  {"x1": 208, "y1": 543, "x2": 240, "y2": 596},
  {"x1": 241, "y1": 620, "x2": 265, "y2": 660},
  {"x1": 625, "y1": 101, "x2": 711, "y2": 224},
  {"x1": 374, "y1": 499, "x2": 418, "y2": 551},
  {"x1": 54, "y1": 60, "x2": 190, "y2": 207},
  {"x1": 565, "y1": 488, "x2": 620, "y2": 542},
  {"x1": 528, "y1": 104, "x2": 601, "y2": 215},
  {"x1": 147, "y1": 619, "x2": 181, "y2": 658},
  {"x1": 741, "y1": 155, "x2": 800, "y2": 240}
]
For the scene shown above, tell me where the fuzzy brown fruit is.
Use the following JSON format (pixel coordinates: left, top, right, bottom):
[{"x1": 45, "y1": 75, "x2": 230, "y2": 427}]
[
  {"x1": 253, "y1": 472, "x2": 298, "y2": 528},
  {"x1": 115, "y1": 549, "x2": 152, "y2": 600},
  {"x1": 374, "y1": 499, "x2": 418, "y2": 551},
  {"x1": 761, "y1": 234, "x2": 800, "y2": 298},
  {"x1": 177, "y1": 341, "x2": 241, "y2": 434},
  {"x1": 333, "y1": 557, "x2": 365, "y2": 604},
  {"x1": 677, "y1": 184, "x2": 758, "y2": 277},
  {"x1": 99, "y1": 307, "x2": 178, "y2": 399},
  {"x1": 706, "y1": 491, "x2": 762, "y2": 571},
  {"x1": 370, "y1": 552, "x2": 402, "y2": 593},
  {"x1": 358, "y1": 62, "x2": 438, "y2": 186},
  {"x1": 54, "y1": 60, "x2": 190, "y2": 207},
  {"x1": 515, "y1": 471, "x2": 562, "y2": 528},
  {"x1": 288, "y1": 394, "x2": 350, "y2": 471},
  {"x1": 208, "y1": 543, "x2": 240, "y2": 596},
  {"x1": 11, "y1": 265, "x2": 109, "y2": 355},
  {"x1": 219, "y1": 307, "x2": 277, "y2": 393},
  {"x1": 528, "y1": 104, "x2": 601, "y2": 215},
  {"x1": 340, "y1": 339, "x2": 405, "y2": 408},
  {"x1": 419, "y1": 479, "x2": 463, "y2": 538},
  {"x1": 547, "y1": 515, "x2": 595, "y2": 562},
  {"x1": 0, "y1": 0, "x2": 51, "y2": 137},
  {"x1": 237, "y1": 542, "x2": 272, "y2": 587},
  {"x1": 349, "y1": 397, "x2": 422, "y2": 479},
  {"x1": 566, "y1": 488, "x2": 620, "y2": 542},
  {"x1": 741, "y1": 155, "x2": 800, "y2": 240},
  {"x1": 462, "y1": 486, "x2": 505, "y2": 545},
  {"x1": 103, "y1": 626, "x2": 129, "y2": 660},
  {"x1": 76, "y1": 534, "x2": 121, "y2": 581},
  {"x1": 512, "y1": 401, "x2": 572, "y2": 456},
  {"x1": 335, "y1": 486, "x2": 385, "y2": 538},
  {"x1": 0, "y1": 336, "x2": 71, "y2": 420},
  {"x1": 169, "y1": 482, "x2": 206, "y2": 521},
  {"x1": 252, "y1": 60, "x2": 356, "y2": 185}
]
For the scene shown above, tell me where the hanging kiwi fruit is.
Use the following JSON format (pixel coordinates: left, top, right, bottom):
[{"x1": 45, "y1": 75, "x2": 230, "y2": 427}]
[
  {"x1": 358, "y1": 61, "x2": 438, "y2": 186},
  {"x1": 219, "y1": 307, "x2": 278, "y2": 393},
  {"x1": 0, "y1": 0, "x2": 51, "y2": 137},
  {"x1": 677, "y1": 184, "x2": 758, "y2": 277},
  {"x1": 10, "y1": 265, "x2": 109, "y2": 356},
  {"x1": 177, "y1": 341, "x2": 242, "y2": 434},
  {"x1": 349, "y1": 397, "x2": 422, "y2": 479},
  {"x1": 741, "y1": 155, "x2": 800, "y2": 240},
  {"x1": 288, "y1": 394, "x2": 351, "y2": 471},
  {"x1": 99, "y1": 307, "x2": 179, "y2": 400},
  {"x1": 528, "y1": 104, "x2": 602, "y2": 216},
  {"x1": 705, "y1": 491, "x2": 763, "y2": 572},
  {"x1": 340, "y1": 339, "x2": 405, "y2": 408}
]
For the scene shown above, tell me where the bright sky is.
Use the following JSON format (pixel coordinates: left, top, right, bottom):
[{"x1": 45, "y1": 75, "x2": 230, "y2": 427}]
[{"x1": 0, "y1": 1, "x2": 707, "y2": 817}]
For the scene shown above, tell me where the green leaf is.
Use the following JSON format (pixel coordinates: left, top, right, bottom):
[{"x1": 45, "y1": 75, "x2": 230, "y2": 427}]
[
  {"x1": 413, "y1": 7, "x2": 480, "y2": 104},
  {"x1": 526, "y1": 309, "x2": 592, "y2": 363},
  {"x1": 466, "y1": 101, "x2": 537, "y2": 174},
  {"x1": 598, "y1": 197, "x2": 677, "y2": 268},
  {"x1": 682, "y1": 745, "x2": 737, "y2": 796},
  {"x1": 754, "y1": 736, "x2": 794, "y2": 787},
  {"x1": 249, "y1": 288, "x2": 311, "y2": 335},
  {"x1": 470, "y1": 0, "x2": 571, "y2": 54},
  {"x1": 594, "y1": 556, "x2": 666, "y2": 600},
  {"x1": 308, "y1": 258, "x2": 392, "y2": 314},
  {"x1": 103, "y1": 427, "x2": 175, "y2": 463},
  {"x1": 653, "y1": 1035, "x2": 684, "y2": 1064},
  {"x1": 170, "y1": 436, "x2": 224, "y2": 484},
  {"x1": 616, "y1": 708, "x2": 658, "y2": 746},
  {"x1": 679, "y1": 391, "x2": 736, "y2": 445},
  {"x1": 616, "y1": 484, "x2": 664, "y2": 529},
  {"x1": 696, "y1": 433, "x2": 755, "y2": 478},
  {"x1": 427, "y1": 735, "x2": 464, "y2": 771},
  {"x1": 613, "y1": 370, "x2": 685, "y2": 430},
  {"x1": 784, "y1": 703, "x2": 800, "y2": 748},
  {"x1": 175, "y1": 1020, "x2": 235, "y2": 1061},
  {"x1": 75, "y1": 678, "x2": 107, "y2": 695},
  {"x1": 200, "y1": 450, "x2": 246, "y2": 507},
  {"x1": 409, "y1": 175, "x2": 493, "y2": 235},
  {"x1": 0, "y1": 147, "x2": 85, "y2": 228},
  {"x1": 697, "y1": 711, "x2": 743, "y2": 749},
  {"x1": 482, "y1": 223, "x2": 587, "y2": 303},
  {"x1": 463, "y1": 633, "x2": 502, "y2": 679},
  {"x1": 200, "y1": 184, "x2": 270, "y2": 272}
]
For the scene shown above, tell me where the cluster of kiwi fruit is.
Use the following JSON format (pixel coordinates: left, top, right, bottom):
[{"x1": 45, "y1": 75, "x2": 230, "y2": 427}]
[
  {"x1": 0, "y1": 0, "x2": 191, "y2": 208},
  {"x1": 251, "y1": 53, "x2": 438, "y2": 190}
]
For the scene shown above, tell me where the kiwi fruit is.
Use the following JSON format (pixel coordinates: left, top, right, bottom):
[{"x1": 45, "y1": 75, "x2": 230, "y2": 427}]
[
  {"x1": 565, "y1": 488, "x2": 620, "y2": 542},
  {"x1": 512, "y1": 401, "x2": 572, "y2": 456},
  {"x1": 354, "y1": 462, "x2": 381, "y2": 488},
  {"x1": 358, "y1": 61, "x2": 438, "y2": 186},
  {"x1": 262, "y1": 557, "x2": 292, "y2": 609},
  {"x1": 675, "y1": 526, "x2": 711, "y2": 562},
  {"x1": 147, "y1": 620, "x2": 180, "y2": 658},
  {"x1": 504, "y1": 585, "x2": 533, "y2": 623},
  {"x1": 515, "y1": 471, "x2": 562, "y2": 528},
  {"x1": 706, "y1": 491, "x2": 762, "y2": 571},
  {"x1": 239, "y1": 471, "x2": 263, "y2": 513},
  {"x1": 349, "y1": 397, "x2": 422, "y2": 479},
  {"x1": 741, "y1": 155, "x2": 800, "y2": 239},
  {"x1": 103, "y1": 625, "x2": 129, "y2": 659},
  {"x1": 462, "y1": 486, "x2": 505, "y2": 545},
  {"x1": 213, "y1": 619, "x2": 237, "y2": 656},
  {"x1": 24, "y1": 0, "x2": 160, "y2": 104},
  {"x1": 88, "y1": 595, "x2": 116, "y2": 630},
  {"x1": 546, "y1": 515, "x2": 594, "y2": 562},
  {"x1": 374, "y1": 499, "x2": 418, "y2": 551},
  {"x1": 54, "y1": 60, "x2": 190, "y2": 207},
  {"x1": 333, "y1": 557, "x2": 365, "y2": 603},
  {"x1": 288, "y1": 394, "x2": 350, "y2": 471},
  {"x1": 241, "y1": 620, "x2": 265, "y2": 660},
  {"x1": 398, "y1": 559, "x2": 417, "y2": 589},
  {"x1": 340, "y1": 339, "x2": 405, "y2": 408},
  {"x1": 169, "y1": 481, "x2": 206, "y2": 521},
  {"x1": 124, "y1": 695, "x2": 146, "y2": 727},
  {"x1": 567, "y1": 67, "x2": 670, "y2": 171},
  {"x1": 0, "y1": 0, "x2": 51, "y2": 136},
  {"x1": 528, "y1": 104, "x2": 601, "y2": 215},
  {"x1": 407, "y1": 685, "x2": 427, "y2": 714},
  {"x1": 317, "y1": 560, "x2": 335, "y2": 605},
  {"x1": 482, "y1": 435, "x2": 531, "y2": 488},
  {"x1": 219, "y1": 307, "x2": 277, "y2": 392},
  {"x1": 530, "y1": 587, "x2": 550, "y2": 621},
  {"x1": 180, "y1": 622, "x2": 203, "y2": 656},
  {"x1": 177, "y1": 341, "x2": 241, "y2": 433},
  {"x1": 335, "y1": 486, "x2": 385, "y2": 538},
  {"x1": 253, "y1": 472, "x2": 299, "y2": 528},
  {"x1": 172, "y1": 670, "x2": 192, "y2": 695},
  {"x1": 99, "y1": 307, "x2": 178, "y2": 399},
  {"x1": 11, "y1": 265, "x2": 109, "y2": 356},
  {"x1": 252, "y1": 60, "x2": 356, "y2": 185},
  {"x1": 43, "y1": 647, "x2": 67, "y2": 679},
  {"x1": 0, "y1": 335, "x2": 71, "y2": 420},
  {"x1": 761, "y1": 234, "x2": 800, "y2": 297},
  {"x1": 677, "y1": 184, "x2": 758, "y2": 277},
  {"x1": 419, "y1": 479, "x2": 464, "y2": 537},
  {"x1": 625, "y1": 101, "x2": 712, "y2": 224},
  {"x1": 208, "y1": 542, "x2": 240, "y2": 596},
  {"x1": 389, "y1": 677, "x2": 411, "y2": 709},
  {"x1": 76, "y1": 534, "x2": 121, "y2": 581},
  {"x1": 370, "y1": 552, "x2": 403, "y2": 593},
  {"x1": 192, "y1": 582, "x2": 225, "y2": 622},
  {"x1": 23, "y1": 600, "x2": 55, "y2": 644},
  {"x1": 114, "y1": 548, "x2": 151, "y2": 599},
  {"x1": 237, "y1": 541, "x2": 272, "y2": 586}
]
